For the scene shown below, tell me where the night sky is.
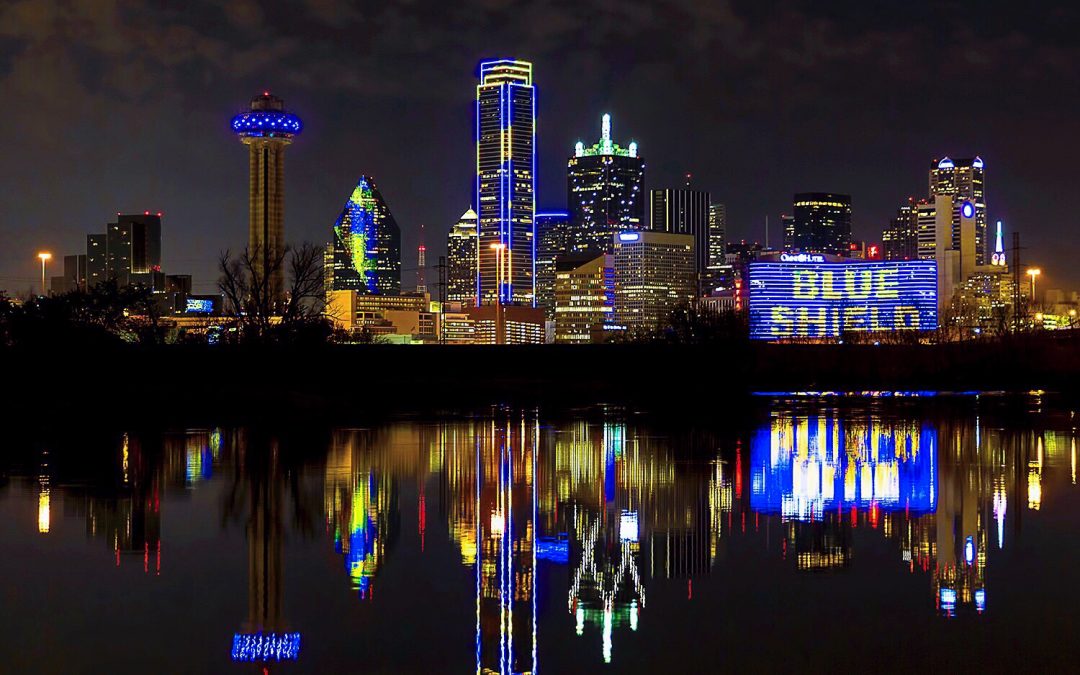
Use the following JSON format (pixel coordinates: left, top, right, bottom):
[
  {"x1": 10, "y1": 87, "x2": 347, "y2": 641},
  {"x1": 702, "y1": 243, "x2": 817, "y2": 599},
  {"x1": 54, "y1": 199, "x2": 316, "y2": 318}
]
[{"x1": 2, "y1": 0, "x2": 1078, "y2": 295}]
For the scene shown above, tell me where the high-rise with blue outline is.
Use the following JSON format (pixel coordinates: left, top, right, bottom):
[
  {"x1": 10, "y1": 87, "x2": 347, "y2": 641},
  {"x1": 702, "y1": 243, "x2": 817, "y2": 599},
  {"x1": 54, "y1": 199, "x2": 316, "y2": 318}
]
[{"x1": 476, "y1": 59, "x2": 535, "y2": 307}]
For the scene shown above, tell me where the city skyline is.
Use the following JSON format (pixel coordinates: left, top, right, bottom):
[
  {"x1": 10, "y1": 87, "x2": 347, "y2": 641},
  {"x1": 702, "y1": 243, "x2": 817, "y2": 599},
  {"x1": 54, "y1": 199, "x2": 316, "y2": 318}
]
[{"x1": 1, "y1": 2, "x2": 1077, "y2": 295}]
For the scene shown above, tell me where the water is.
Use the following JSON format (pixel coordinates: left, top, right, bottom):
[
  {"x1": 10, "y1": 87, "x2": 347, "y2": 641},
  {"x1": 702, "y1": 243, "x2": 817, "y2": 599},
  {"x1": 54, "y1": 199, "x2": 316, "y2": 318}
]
[{"x1": 3, "y1": 394, "x2": 1079, "y2": 673}]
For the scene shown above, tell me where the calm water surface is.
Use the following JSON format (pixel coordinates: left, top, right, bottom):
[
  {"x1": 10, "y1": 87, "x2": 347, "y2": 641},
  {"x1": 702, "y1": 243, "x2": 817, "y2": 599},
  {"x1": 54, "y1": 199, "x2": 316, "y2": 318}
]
[{"x1": 3, "y1": 394, "x2": 1080, "y2": 673}]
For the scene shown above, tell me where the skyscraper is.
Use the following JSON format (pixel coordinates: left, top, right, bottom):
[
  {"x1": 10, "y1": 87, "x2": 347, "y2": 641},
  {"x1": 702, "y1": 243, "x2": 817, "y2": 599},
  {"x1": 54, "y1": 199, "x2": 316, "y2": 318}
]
[
  {"x1": 883, "y1": 198, "x2": 919, "y2": 260},
  {"x1": 554, "y1": 254, "x2": 614, "y2": 343},
  {"x1": 231, "y1": 92, "x2": 303, "y2": 302},
  {"x1": 612, "y1": 231, "x2": 695, "y2": 334},
  {"x1": 930, "y1": 157, "x2": 987, "y2": 265},
  {"x1": 107, "y1": 213, "x2": 162, "y2": 283},
  {"x1": 476, "y1": 59, "x2": 535, "y2": 307},
  {"x1": 566, "y1": 113, "x2": 644, "y2": 256},
  {"x1": 703, "y1": 203, "x2": 727, "y2": 293},
  {"x1": 790, "y1": 193, "x2": 852, "y2": 255},
  {"x1": 446, "y1": 207, "x2": 478, "y2": 305},
  {"x1": 327, "y1": 176, "x2": 401, "y2": 295},
  {"x1": 650, "y1": 188, "x2": 710, "y2": 288},
  {"x1": 535, "y1": 211, "x2": 571, "y2": 318}
]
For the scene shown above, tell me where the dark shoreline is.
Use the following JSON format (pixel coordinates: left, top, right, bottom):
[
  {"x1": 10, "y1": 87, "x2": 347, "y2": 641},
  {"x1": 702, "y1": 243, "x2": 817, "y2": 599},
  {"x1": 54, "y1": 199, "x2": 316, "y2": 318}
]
[{"x1": 5, "y1": 332, "x2": 1079, "y2": 428}]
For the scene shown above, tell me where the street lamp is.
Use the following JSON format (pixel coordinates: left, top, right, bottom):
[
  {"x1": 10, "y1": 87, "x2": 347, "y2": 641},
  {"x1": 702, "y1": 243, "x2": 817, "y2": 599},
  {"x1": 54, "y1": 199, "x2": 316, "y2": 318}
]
[
  {"x1": 37, "y1": 252, "x2": 52, "y2": 297},
  {"x1": 1026, "y1": 268, "x2": 1041, "y2": 303},
  {"x1": 490, "y1": 243, "x2": 505, "y2": 344}
]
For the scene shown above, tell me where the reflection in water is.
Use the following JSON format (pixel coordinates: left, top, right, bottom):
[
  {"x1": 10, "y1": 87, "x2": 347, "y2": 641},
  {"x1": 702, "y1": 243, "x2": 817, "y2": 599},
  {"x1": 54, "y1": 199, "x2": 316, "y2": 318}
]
[{"x1": 9, "y1": 398, "x2": 1080, "y2": 671}]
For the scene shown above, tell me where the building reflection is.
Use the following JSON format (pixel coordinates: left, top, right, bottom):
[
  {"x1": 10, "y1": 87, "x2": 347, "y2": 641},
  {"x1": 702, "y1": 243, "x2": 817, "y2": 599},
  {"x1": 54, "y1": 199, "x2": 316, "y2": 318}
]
[
  {"x1": 324, "y1": 429, "x2": 402, "y2": 599},
  {"x1": 11, "y1": 399, "x2": 1079, "y2": 670},
  {"x1": 748, "y1": 407, "x2": 1071, "y2": 617}
]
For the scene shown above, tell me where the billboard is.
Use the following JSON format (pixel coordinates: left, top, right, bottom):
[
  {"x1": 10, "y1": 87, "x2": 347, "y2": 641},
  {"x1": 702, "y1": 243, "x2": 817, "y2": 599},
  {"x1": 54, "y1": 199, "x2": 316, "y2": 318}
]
[{"x1": 748, "y1": 258, "x2": 936, "y2": 340}]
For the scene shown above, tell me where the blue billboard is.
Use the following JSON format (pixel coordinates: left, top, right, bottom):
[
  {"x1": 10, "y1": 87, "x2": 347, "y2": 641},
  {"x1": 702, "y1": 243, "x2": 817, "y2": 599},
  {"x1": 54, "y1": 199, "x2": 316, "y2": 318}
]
[{"x1": 748, "y1": 257, "x2": 937, "y2": 340}]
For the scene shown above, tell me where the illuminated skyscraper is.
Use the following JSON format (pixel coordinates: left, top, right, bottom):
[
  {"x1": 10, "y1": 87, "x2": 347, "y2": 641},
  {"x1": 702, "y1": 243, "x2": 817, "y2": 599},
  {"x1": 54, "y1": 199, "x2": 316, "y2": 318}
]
[
  {"x1": 930, "y1": 156, "x2": 987, "y2": 264},
  {"x1": 554, "y1": 254, "x2": 614, "y2": 343},
  {"x1": 327, "y1": 176, "x2": 401, "y2": 295},
  {"x1": 884, "y1": 198, "x2": 919, "y2": 260},
  {"x1": 566, "y1": 114, "x2": 645, "y2": 256},
  {"x1": 535, "y1": 210, "x2": 571, "y2": 317},
  {"x1": 446, "y1": 207, "x2": 478, "y2": 305},
  {"x1": 476, "y1": 59, "x2": 535, "y2": 307},
  {"x1": 650, "y1": 188, "x2": 710, "y2": 282},
  {"x1": 231, "y1": 92, "x2": 303, "y2": 303},
  {"x1": 790, "y1": 193, "x2": 852, "y2": 256},
  {"x1": 703, "y1": 203, "x2": 727, "y2": 293},
  {"x1": 612, "y1": 231, "x2": 695, "y2": 333}
]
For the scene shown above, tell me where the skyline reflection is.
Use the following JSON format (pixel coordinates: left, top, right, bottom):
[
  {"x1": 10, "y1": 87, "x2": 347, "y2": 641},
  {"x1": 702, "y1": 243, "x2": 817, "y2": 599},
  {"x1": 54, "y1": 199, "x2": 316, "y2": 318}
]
[{"x1": 6, "y1": 397, "x2": 1079, "y2": 672}]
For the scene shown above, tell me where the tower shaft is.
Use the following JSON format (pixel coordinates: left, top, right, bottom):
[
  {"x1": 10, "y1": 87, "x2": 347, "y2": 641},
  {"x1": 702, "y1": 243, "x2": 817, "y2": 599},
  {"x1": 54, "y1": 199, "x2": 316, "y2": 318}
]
[{"x1": 246, "y1": 137, "x2": 290, "y2": 302}]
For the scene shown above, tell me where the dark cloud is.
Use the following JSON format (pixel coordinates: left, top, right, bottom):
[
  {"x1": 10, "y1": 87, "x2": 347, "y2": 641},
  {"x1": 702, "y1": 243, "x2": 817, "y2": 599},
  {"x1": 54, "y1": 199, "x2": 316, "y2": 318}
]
[{"x1": 1, "y1": 0, "x2": 1078, "y2": 292}]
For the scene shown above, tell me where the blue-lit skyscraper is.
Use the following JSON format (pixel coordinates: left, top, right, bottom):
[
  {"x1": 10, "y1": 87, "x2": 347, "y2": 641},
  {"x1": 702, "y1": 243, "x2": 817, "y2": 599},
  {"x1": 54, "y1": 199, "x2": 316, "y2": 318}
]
[
  {"x1": 328, "y1": 176, "x2": 401, "y2": 295},
  {"x1": 476, "y1": 59, "x2": 535, "y2": 306}
]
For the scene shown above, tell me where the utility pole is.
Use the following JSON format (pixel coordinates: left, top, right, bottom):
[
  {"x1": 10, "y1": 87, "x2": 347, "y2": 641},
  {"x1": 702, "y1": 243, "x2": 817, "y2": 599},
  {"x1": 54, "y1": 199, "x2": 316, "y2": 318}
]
[{"x1": 1012, "y1": 231, "x2": 1022, "y2": 334}]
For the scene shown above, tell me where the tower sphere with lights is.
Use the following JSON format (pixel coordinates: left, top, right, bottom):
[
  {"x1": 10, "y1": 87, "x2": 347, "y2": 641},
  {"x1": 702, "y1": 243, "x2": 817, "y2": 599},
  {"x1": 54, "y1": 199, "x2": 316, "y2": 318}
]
[{"x1": 231, "y1": 92, "x2": 303, "y2": 304}]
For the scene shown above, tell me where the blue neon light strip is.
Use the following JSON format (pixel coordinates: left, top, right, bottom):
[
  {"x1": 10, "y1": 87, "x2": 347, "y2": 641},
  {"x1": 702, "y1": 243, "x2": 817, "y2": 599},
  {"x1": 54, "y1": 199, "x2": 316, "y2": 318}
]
[
  {"x1": 748, "y1": 259, "x2": 937, "y2": 340},
  {"x1": 230, "y1": 111, "x2": 302, "y2": 136}
]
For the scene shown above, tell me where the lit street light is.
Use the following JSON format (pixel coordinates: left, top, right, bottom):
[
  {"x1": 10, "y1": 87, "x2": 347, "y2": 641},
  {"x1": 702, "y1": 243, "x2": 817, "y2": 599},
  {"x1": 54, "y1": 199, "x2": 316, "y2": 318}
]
[
  {"x1": 1026, "y1": 268, "x2": 1041, "y2": 304},
  {"x1": 37, "y1": 252, "x2": 52, "y2": 297}
]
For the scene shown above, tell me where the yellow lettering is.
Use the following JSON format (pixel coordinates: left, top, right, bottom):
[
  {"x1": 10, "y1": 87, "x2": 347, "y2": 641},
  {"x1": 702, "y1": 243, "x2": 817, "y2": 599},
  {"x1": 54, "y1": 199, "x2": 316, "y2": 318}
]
[
  {"x1": 894, "y1": 306, "x2": 920, "y2": 329},
  {"x1": 771, "y1": 306, "x2": 793, "y2": 337},
  {"x1": 877, "y1": 268, "x2": 898, "y2": 299},
  {"x1": 798, "y1": 307, "x2": 829, "y2": 337},
  {"x1": 845, "y1": 270, "x2": 872, "y2": 299},
  {"x1": 843, "y1": 306, "x2": 868, "y2": 331},
  {"x1": 822, "y1": 271, "x2": 843, "y2": 299},
  {"x1": 793, "y1": 270, "x2": 818, "y2": 299}
]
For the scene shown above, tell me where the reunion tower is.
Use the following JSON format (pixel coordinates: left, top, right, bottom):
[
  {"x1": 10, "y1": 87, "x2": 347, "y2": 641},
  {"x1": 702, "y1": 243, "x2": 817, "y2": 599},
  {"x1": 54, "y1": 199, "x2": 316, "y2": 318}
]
[{"x1": 230, "y1": 92, "x2": 303, "y2": 303}]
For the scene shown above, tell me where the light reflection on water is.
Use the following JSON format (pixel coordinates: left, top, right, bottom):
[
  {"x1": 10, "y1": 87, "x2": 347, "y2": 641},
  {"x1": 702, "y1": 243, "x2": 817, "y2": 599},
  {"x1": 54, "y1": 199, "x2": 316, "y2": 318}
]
[{"x1": 6, "y1": 397, "x2": 1080, "y2": 673}]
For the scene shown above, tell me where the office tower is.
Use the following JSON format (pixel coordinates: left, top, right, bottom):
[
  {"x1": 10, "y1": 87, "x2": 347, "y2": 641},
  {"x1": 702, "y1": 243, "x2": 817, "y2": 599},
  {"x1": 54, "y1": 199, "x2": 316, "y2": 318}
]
[
  {"x1": 781, "y1": 214, "x2": 795, "y2": 250},
  {"x1": 57, "y1": 254, "x2": 87, "y2": 293},
  {"x1": 86, "y1": 233, "x2": 107, "y2": 288},
  {"x1": 930, "y1": 156, "x2": 987, "y2": 264},
  {"x1": 883, "y1": 198, "x2": 919, "y2": 260},
  {"x1": 554, "y1": 254, "x2": 614, "y2": 343},
  {"x1": 566, "y1": 113, "x2": 645, "y2": 256},
  {"x1": 231, "y1": 92, "x2": 303, "y2": 302},
  {"x1": 915, "y1": 199, "x2": 938, "y2": 260},
  {"x1": 535, "y1": 211, "x2": 571, "y2": 318},
  {"x1": 612, "y1": 231, "x2": 695, "y2": 334},
  {"x1": 476, "y1": 59, "x2": 535, "y2": 307},
  {"x1": 789, "y1": 193, "x2": 851, "y2": 255},
  {"x1": 328, "y1": 176, "x2": 401, "y2": 295},
  {"x1": 446, "y1": 207, "x2": 478, "y2": 305},
  {"x1": 106, "y1": 213, "x2": 163, "y2": 284},
  {"x1": 650, "y1": 188, "x2": 710, "y2": 278},
  {"x1": 707, "y1": 203, "x2": 726, "y2": 267},
  {"x1": 416, "y1": 224, "x2": 427, "y2": 294},
  {"x1": 703, "y1": 203, "x2": 727, "y2": 293}
]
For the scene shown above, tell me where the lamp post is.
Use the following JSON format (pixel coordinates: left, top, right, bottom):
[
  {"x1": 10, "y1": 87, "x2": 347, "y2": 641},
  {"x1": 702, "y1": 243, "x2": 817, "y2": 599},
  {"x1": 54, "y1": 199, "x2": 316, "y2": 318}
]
[
  {"x1": 1027, "y1": 268, "x2": 1041, "y2": 302},
  {"x1": 37, "y1": 252, "x2": 52, "y2": 297},
  {"x1": 490, "y1": 243, "x2": 505, "y2": 345}
]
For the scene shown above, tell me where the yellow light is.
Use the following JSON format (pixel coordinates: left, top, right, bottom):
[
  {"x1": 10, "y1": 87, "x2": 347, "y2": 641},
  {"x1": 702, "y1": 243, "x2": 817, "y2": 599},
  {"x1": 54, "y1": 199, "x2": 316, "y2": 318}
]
[
  {"x1": 1027, "y1": 268, "x2": 1041, "y2": 278},
  {"x1": 490, "y1": 243, "x2": 505, "y2": 251},
  {"x1": 38, "y1": 252, "x2": 52, "y2": 262},
  {"x1": 38, "y1": 488, "x2": 50, "y2": 534}
]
